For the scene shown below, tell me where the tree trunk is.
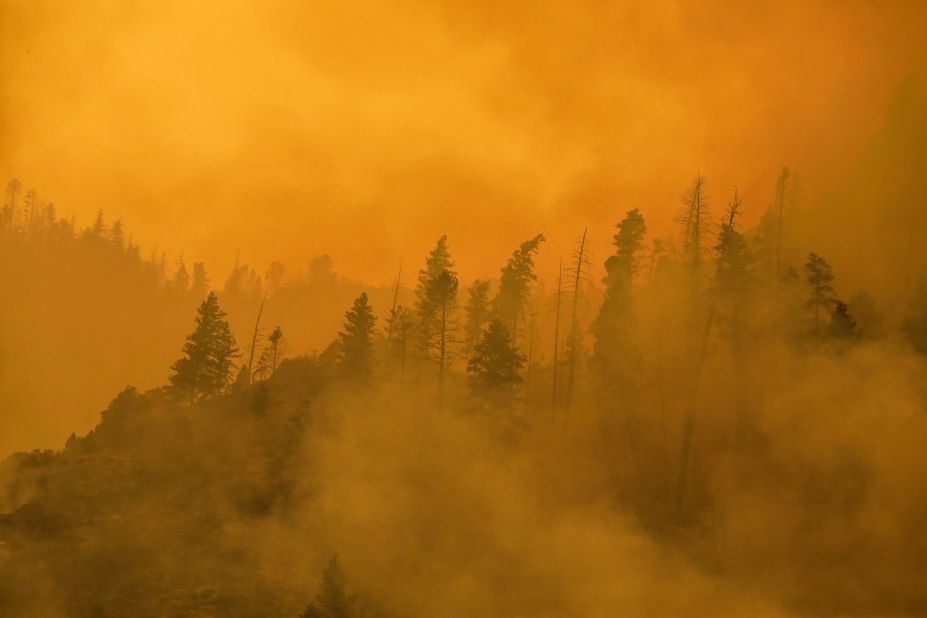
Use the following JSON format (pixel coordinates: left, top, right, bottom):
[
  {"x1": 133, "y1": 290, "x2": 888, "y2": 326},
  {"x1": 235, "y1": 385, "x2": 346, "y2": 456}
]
[
  {"x1": 246, "y1": 297, "x2": 267, "y2": 382},
  {"x1": 565, "y1": 228, "x2": 587, "y2": 418},
  {"x1": 675, "y1": 306, "x2": 714, "y2": 521},
  {"x1": 552, "y1": 257, "x2": 563, "y2": 417}
]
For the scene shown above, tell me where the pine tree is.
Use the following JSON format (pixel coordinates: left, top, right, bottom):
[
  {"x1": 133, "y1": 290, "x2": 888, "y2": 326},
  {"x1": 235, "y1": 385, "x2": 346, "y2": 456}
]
[
  {"x1": 415, "y1": 236, "x2": 459, "y2": 402},
  {"x1": 339, "y1": 292, "x2": 376, "y2": 381},
  {"x1": 91, "y1": 210, "x2": 106, "y2": 237},
  {"x1": 464, "y1": 279, "x2": 491, "y2": 355},
  {"x1": 169, "y1": 292, "x2": 239, "y2": 403},
  {"x1": 804, "y1": 252, "x2": 836, "y2": 328},
  {"x1": 829, "y1": 301, "x2": 857, "y2": 340},
  {"x1": 468, "y1": 319, "x2": 525, "y2": 409},
  {"x1": 109, "y1": 219, "x2": 125, "y2": 251},
  {"x1": 415, "y1": 235, "x2": 455, "y2": 332},
  {"x1": 386, "y1": 305, "x2": 413, "y2": 392},
  {"x1": 172, "y1": 260, "x2": 191, "y2": 293},
  {"x1": 592, "y1": 208, "x2": 646, "y2": 404},
  {"x1": 492, "y1": 234, "x2": 545, "y2": 340},
  {"x1": 300, "y1": 556, "x2": 356, "y2": 618}
]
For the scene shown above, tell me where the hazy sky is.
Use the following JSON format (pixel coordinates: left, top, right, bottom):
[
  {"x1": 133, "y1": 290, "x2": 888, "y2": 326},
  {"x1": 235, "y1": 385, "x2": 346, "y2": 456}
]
[{"x1": 2, "y1": 0, "x2": 925, "y2": 284}]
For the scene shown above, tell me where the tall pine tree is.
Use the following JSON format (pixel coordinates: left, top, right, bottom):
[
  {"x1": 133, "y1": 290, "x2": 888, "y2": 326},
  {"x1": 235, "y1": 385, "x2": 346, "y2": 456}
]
[
  {"x1": 339, "y1": 292, "x2": 376, "y2": 381},
  {"x1": 492, "y1": 234, "x2": 545, "y2": 341},
  {"x1": 592, "y1": 208, "x2": 646, "y2": 404},
  {"x1": 169, "y1": 292, "x2": 239, "y2": 403},
  {"x1": 468, "y1": 319, "x2": 525, "y2": 409}
]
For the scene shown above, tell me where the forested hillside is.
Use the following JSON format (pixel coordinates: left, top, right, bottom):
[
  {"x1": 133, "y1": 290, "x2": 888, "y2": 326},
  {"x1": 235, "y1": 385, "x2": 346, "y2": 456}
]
[{"x1": 2, "y1": 81, "x2": 927, "y2": 617}]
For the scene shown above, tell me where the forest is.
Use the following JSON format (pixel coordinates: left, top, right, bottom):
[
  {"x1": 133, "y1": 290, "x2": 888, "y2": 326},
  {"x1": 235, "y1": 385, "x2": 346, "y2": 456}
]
[{"x1": 2, "y1": 72, "x2": 927, "y2": 617}]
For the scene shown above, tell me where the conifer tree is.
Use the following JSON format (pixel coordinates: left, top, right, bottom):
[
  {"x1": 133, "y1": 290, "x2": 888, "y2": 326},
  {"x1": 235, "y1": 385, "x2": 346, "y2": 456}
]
[
  {"x1": 415, "y1": 236, "x2": 459, "y2": 401},
  {"x1": 169, "y1": 292, "x2": 239, "y2": 403},
  {"x1": 492, "y1": 234, "x2": 545, "y2": 340},
  {"x1": 829, "y1": 301, "x2": 857, "y2": 340},
  {"x1": 339, "y1": 292, "x2": 376, "y2": 381},
  {"x1": 803, "y1": 252, "x2": 836, "y2": 327},
  {"x1": 464, "y1": 279, "x2": 491, "y2": 355},
  {"x1": 386, "y1": 305, "x2": 413, "y2": 391},
  {"x1": 172, "y1": 260, "x2": 191, "y2": 293},
  {"x1": 109, "y1": 219, "x2": 125, "y2": 251},
  {"x1": 468, "y1": 319, "x2": 525, "y2": 409},
  {"x1": 91, "y1": 210, "x2": 106, "y2": 237},
  {"x1": 415, "y1": 235, "x2": 455, "y2": 332},
  {"x1": 592, "y1": 208, "x2": 646, "y2": 405},
  {"x1": 300, "y1": 556, "x2": 356, "y2": 618}
]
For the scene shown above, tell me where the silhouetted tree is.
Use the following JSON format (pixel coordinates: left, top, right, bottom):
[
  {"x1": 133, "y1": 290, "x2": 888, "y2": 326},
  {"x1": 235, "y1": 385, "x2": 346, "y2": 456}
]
[
  {"x1": 492, "y1": 234, "x2": 545, "y2": 340},
  {"x1": 464, "y1": 279, "x2": 491, "y2": 355},
  {"x1": 804, "y1": 252, "x2": 836, "y2": 328},
  {"x1": 828, "y1": 301, "x2": 857, "y2": 340},
  {"x1": 592, "y1": 208, "x2": 646, "y2": 398},
  {"x1": 677, "y1": 174, "x2": 710, "y2": 295},
  {"x1": 172, "y1": 260, "x2": 191, "y2": 293},
  {"x1": 468, "y1": 319, "x2": 525, "y2": 409},
  {"x1": 244, "y1": 297, "x2": 267, "y2": 383},
  {"x1": 551, "y1": 256, "x2": 564, "y2": 413},
  {"x1": 169, "y1": 292, "x2": 239, "y2": 403},
  {"x1": 386, "y1": 305, "x2": 413, "y2": 392},
  {"x1": 300, "y1": 556, "x2": 356, "y2": 618},
  {"x1": 339, "y1": 292, "x2": 376, "y2": 381},
  {"x1": 386, "y1": 260, "x2": 403, "y2": 340},
  {"x1": 416, "y1": 236, "x2": 459, "y2": 402},
  {"x1": 109, "y1": 219, "x2": 125, "y2": 251},
  {"x1": 564, "y1": 228, "x2": 591, "y2": 414}
]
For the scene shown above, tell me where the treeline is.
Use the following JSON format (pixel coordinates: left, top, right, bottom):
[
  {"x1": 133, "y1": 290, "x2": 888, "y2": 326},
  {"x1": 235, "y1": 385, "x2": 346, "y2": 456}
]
[
  {"x1": 158, "y1": 165, "x2": 927, "y2": 520},
  {"x1": 0, "y1": 182, "x2": 386, "y2": 455}
]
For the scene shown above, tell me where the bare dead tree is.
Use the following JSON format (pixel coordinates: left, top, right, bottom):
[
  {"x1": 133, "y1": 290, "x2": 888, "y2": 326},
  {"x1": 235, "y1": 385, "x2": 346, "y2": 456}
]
[
  {"x1": 677, "y1": 174, "x2": 711, "y2": 299},
  {"x1": 564, "y1": 228, "x2": 592, "y2": 418},
  {"x1": 773, "y1": 167, "x2": 790, "y2": 279},
  {"x1": 245, "y1": 296, "x2": 267, "y2": 383},
  {"x1": 551, "y1": 256, "x2": 564, "y2": 417},
  {"x1": 675, "y1": 187, "x2": 740, "y2": 520},
  {"x1": 387, "y1": 259, "x2": 403, "y2": 338}
]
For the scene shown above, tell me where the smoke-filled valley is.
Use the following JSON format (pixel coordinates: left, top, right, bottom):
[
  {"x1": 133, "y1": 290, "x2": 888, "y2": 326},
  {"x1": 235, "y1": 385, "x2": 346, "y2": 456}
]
[{"x1": 3, "y1": 2, "x2": 927, "y2": 616}]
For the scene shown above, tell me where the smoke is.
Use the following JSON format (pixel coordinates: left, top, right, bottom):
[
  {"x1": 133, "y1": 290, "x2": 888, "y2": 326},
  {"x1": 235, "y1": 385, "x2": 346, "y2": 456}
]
[{"x1": 2, "y1": 0, "x2": 926, "y2": 282}]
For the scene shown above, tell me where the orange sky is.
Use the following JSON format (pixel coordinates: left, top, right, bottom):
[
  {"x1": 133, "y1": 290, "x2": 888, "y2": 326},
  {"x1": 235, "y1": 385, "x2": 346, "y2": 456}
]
[{"x1": 2, "y1": 0, "x2": 926, "y2": 285}]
